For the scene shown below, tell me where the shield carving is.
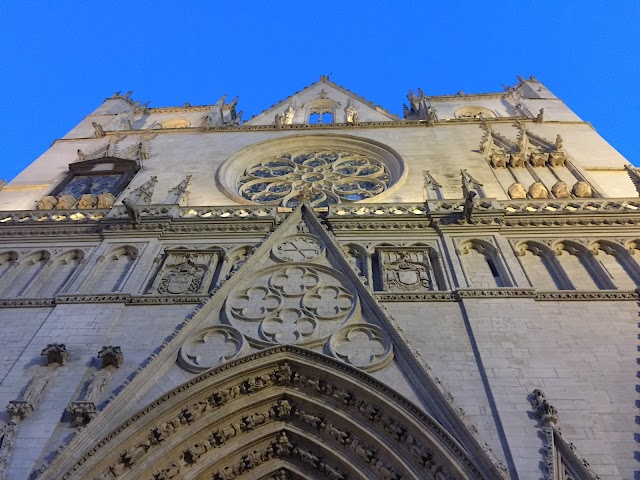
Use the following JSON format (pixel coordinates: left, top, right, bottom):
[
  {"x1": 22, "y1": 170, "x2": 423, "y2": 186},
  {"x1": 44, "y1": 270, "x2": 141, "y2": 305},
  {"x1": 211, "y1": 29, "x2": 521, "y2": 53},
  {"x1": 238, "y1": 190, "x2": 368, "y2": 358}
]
[
  {"x1": 166, "y1": 272, "x2": 193, "y2": 294},
  {"x1": 396, "y1": 269, "x2": 419, "y2": 286}
]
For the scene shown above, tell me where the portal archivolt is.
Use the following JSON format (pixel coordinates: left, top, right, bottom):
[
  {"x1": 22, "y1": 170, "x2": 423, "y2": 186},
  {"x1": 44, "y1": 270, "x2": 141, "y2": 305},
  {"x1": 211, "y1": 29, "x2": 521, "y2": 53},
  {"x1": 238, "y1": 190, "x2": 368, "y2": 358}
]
[{"x1": 50, "y1": 347, "x2": 503, "y2": 479}]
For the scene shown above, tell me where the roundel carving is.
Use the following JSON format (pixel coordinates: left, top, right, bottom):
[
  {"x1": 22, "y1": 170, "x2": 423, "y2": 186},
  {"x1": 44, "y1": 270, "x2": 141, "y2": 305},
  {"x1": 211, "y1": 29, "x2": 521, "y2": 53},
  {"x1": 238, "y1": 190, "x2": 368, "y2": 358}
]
[
  {"x1": 272, "y1": 234, "x2": 324, "y2": 262},
  {"x1": 179, "y1": 325, "x2": 245, "y2": 372},
  {"x1": 329, "y1": 323, "x2": 393, "y2": 372},
  {"x1": 226, "y1": 265, "x2": 357, "y2": 347}
]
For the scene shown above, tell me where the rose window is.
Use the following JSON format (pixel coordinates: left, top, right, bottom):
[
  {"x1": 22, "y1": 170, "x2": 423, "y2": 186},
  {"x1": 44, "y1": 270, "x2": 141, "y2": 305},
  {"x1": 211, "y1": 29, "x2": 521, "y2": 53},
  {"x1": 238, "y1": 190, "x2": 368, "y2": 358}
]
[{"x1": 237, "y1": 149, "x2": 391, "y2": 207}]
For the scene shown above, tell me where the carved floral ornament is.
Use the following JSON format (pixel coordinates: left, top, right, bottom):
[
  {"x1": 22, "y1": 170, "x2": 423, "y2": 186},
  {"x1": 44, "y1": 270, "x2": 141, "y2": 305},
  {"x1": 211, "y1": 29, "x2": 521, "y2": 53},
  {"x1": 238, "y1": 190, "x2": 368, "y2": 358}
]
[
  {"x1": 47, "y1": 347, "x2": 502, "y2": 480},
  {"x1": 217, "y1": 135, "x2": 407, "y2": 209}
]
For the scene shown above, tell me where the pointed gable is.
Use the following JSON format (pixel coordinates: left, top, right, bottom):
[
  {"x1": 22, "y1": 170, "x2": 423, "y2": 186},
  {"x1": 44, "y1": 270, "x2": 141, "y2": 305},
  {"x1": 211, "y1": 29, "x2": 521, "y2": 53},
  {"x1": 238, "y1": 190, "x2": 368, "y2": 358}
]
[{"x1": 244, "y1": 76, "x2": 399, "y2": 126}]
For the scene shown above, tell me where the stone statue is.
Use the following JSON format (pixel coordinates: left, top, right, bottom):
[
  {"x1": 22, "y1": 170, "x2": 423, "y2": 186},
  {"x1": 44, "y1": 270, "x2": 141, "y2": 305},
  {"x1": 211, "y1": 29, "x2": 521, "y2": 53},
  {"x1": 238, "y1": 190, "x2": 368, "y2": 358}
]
[
  {"x1": 204, "y1": 95, "x2": 225, "y2": 130},
  {"x1": 37, "y1": 196, "x2": 58, "y2": 210},
  {"x1": 535, "y1": 108, "x2": 544, "y2": 123},
  {"x1": 122, "y1": 198, "x2": 140, "y2": 225},
  {"x1": 507, "y1": 183, "x2": 526, "y2": 199},
  {"x1": 7, "y1": 372, "x2": 51, "y2": 420},
  {"x1": 555, "y1": 134, "x2": 564, "y2": 152},
  {"x1": 56, "y1": 195, "x2": 77, "y2": 209},
  {"x1": 138, "y1": 142, "x2": 150, "y2": 160},
  {"x1": 345, "y1": 103, "x2": 359, "y2": 126},
  {"x1": 77, "y1": 149, "x2": 86, "y2": 162},
  {"x1": 97, "y1": 193, "x2": 116, "y2": 209},
  {"x1": 92, "y1": 122, "x2": 106, "y2": 138},
  {"x1": 283, "y1": 104, "x2": 295, "y2": 125},
  {"x1": 528, "y1": 182, "x2": 549, "y2": 199},
  {"x1": 407, "y1": 89, "x2": 420, "y2": 115},
  {"x1": 463, "y1": 191, "x2": 476, "y2": 223},
  {"x1": 426, "y1": 106, "x2": 437, "y2": 127},
  {"x1": 517, "y1": 130, "x2": 527, "y2": 154},
  {"x1": 551, "y1": 181, "x2": 571, "y2": 198},
  {"x1": 78, "y1": 194, "x2": 97, "y2": 209},
  {"x1": 82, "y1": 370, "x2": 112, "y2": 403},
  {"x1": 572, "y1": 181, "x2": 593, "y2": 198}
]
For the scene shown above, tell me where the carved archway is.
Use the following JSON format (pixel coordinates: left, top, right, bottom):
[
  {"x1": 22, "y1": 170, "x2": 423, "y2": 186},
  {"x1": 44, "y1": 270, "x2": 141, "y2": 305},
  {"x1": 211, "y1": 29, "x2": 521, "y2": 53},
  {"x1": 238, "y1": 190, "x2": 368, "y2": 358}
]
[{"x1": 50, "y1": 347, "x2": 503, "y2": 479}]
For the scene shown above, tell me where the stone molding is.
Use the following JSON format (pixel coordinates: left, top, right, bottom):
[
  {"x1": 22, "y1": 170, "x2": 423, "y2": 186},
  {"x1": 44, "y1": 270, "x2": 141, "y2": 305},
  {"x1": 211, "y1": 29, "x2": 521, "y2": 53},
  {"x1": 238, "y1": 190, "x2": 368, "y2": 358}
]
[
  {"x1": 1, "y1": 289, "x2": 634, "y2": 309},
  {"x1": 42, "y1": 347, "x2": 505, "y2": 480},
  {"x1": 529, "y1": 389, "x2": 599, "y2": 480},
  {"x1": 374, "y1": 292, "x2": 457, "y2": 302}
]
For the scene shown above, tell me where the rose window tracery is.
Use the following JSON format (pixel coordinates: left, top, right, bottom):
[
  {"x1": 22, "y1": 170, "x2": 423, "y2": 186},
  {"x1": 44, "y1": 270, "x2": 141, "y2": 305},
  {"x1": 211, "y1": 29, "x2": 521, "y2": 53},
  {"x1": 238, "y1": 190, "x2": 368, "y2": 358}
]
[{"x1": 237, "y1": 149, "x2": 391, "y2": 207}]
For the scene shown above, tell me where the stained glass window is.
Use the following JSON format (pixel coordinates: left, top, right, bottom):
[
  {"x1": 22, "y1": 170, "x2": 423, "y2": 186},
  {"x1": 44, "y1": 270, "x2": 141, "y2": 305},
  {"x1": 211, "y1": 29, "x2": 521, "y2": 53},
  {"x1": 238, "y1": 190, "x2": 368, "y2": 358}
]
[{"x1": 237, "y1": 149, "x2": 390, "y2": 207}]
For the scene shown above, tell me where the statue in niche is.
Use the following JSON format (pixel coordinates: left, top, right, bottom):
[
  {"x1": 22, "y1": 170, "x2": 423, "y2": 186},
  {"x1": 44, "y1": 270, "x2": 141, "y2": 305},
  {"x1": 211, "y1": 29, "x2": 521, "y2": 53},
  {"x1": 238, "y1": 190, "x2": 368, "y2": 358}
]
[
  {"x1": 379, "y1": 249, "x2": 431, "y2": 291},
  {"x1": 92, "y1": 122, "x2": 106, "y2": 138},
  {"x1": 508, "y1": 183, "x2": 526, "y2": 199}
]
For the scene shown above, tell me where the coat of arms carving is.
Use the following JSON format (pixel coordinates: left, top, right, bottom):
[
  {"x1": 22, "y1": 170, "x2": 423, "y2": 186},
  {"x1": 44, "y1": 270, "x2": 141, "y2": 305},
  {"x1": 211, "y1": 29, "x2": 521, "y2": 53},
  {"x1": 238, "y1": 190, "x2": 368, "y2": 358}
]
[
  {"x1": 376, "y1": 248, "x2": 433, "y2": 291},
  {"x1": 149, "y1": 251, "x2": 219, "y2": 295}
]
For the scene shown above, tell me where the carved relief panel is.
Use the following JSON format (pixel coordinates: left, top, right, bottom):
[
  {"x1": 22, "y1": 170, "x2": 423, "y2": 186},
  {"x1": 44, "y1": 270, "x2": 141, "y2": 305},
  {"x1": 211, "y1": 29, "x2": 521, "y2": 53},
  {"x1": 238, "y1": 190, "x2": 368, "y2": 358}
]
[
  {"x1": 148, "y1": 250, "x2": 219, "y2": 295},
  {"x1": 375, "y1": 247, "x2": 438, "y2": 291}
]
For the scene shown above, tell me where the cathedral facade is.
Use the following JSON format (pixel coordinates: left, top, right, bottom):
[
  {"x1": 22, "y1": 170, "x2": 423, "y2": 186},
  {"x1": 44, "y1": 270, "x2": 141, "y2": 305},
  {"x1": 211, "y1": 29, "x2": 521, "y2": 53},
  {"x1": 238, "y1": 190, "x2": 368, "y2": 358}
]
[{"x1": 0, "y1": 77, "x2": 637, "y2": 479}]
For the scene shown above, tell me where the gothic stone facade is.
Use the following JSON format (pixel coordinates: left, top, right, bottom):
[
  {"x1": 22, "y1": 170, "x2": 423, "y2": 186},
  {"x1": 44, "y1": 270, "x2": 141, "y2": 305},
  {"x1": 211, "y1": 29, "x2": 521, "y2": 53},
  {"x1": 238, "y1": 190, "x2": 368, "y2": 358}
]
[{"x1": 0, "y1": 77, "x2": 637, "y2": 479}]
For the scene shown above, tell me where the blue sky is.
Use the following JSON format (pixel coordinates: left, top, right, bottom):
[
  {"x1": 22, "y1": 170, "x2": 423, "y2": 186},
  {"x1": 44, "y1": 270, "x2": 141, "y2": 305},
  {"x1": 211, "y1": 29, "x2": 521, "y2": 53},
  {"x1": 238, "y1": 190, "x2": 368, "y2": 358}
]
[{"x1": 0, "y1": 1, "x2": 638, "y2": 181}]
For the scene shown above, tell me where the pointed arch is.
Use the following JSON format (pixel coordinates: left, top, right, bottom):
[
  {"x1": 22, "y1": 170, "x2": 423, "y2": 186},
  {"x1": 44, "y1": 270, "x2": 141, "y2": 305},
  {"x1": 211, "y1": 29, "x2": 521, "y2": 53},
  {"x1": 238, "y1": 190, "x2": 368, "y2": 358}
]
[
  {"x1": 3, "y1": 250, "x2": 51, "y2": 297},
  {"x1": 590, "y1": 240, "x2": 640, "y2": 289},
  {"x1": 34, "y1": 249, "x2": 86, "y2": 297},
  {"x1": 513, "y1": 241, "x2": 573, "y2": 290},
  {"x1": 552, "y1": 241, "x2": 616, "y2": 290},
  {"x1": 46, "y1": 347, "x2": 504, "y2": 479},
  {"x1": 458, "y1": 239, "x2": 512, "y2": 288},
  {"x1": 84, "y1": 245, "x2": 139, "y2": 293}
]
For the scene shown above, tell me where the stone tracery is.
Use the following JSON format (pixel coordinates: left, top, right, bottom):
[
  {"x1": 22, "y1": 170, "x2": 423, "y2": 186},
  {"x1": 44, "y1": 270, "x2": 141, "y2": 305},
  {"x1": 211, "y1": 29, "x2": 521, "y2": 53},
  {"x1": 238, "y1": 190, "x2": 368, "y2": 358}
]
[{"x1": 237, "y1": 149, "x2": 391, "y2": 207}]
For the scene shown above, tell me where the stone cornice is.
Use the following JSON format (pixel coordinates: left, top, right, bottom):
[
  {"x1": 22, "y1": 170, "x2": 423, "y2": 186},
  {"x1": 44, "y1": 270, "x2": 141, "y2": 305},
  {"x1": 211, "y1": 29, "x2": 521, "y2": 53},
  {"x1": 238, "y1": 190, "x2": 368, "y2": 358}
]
[
  {"x1": 48, "y1": 117, "x2": 593, "y2": 144},
  {"x1": 0, "y1": 294, "x2": 210, "y2": 307}
]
